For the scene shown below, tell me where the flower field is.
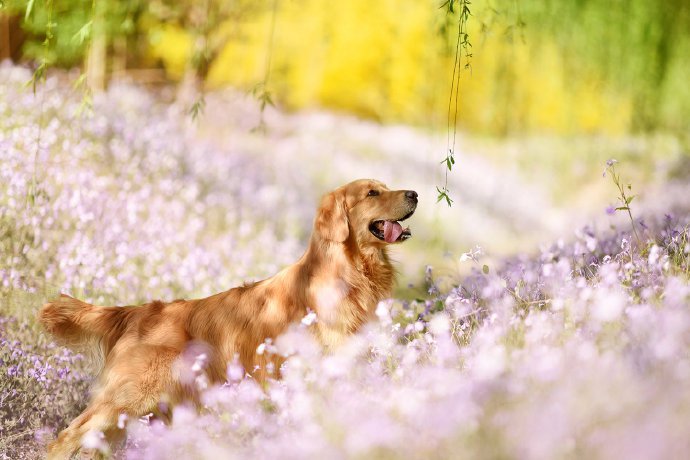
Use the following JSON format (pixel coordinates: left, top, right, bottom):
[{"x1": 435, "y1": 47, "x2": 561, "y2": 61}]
[{"x1": 1, "y1": 64, "x2": 689, "y2": 459}]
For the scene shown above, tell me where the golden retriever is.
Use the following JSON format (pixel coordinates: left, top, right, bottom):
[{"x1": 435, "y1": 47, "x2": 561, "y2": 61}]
[{"x1": 39, "y1": 179, "x2": 417, "y2": 458}]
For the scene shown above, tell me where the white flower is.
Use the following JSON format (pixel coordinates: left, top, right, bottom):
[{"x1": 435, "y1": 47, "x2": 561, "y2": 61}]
[
  {"x1": 226, "y1": 354, "x2": 245, "y2": 382},
  {"x1": 195, "y1": 374, "x2": 208, "y2": 390},
  {"x1": 591, "y1": 289, "x2": 626, "y2": 323},
  {"x1": 191, "y1": 353, "x2": 207, "y2": 372},
  {"x1": 138, "y1": 413, "x2": 154, "y2": 426},
  {"x1": 81, "y1": 430, "x2": 109, "y2": 453},
  {"x1": 542, "y1": 263, "x2": 553, "y2": 277},
  {"x1": 472, "y1": 344, "x2": 506, "y2": 380},
  {"x1": 648, "y1": 244, "x2": 660, "y2": 266},
  {"x1": 301, "y1": 310, "x2": 318, "y2": 326},
  {"x1": 117, "y1": 413, "x2": 128, "y2": 429},
  {"x1": 375, "y1": 300, "x2": 393, "y2": 325},
  {"x1": 428, "y1": 313, "x2": 450, "y2": 336}
]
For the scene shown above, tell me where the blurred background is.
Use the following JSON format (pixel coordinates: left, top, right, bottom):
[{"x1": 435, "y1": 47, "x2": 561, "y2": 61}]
[
  {"x1": 3, "y1": 4, "x2": 690, "y2": 456},
  {"x1": 1, "y1": 0, "x2": 689, "y2": 286},
  {"x1": 3, "y1": 0, "x2": 689, "y2": 132}
]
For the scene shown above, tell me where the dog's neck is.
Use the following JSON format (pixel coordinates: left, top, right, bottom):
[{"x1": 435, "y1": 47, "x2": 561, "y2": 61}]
[
  {"x1": 303, "y1": 235, "x2": 394, "y2": 292},
  {"x1": 346, "y1": 242, "x2": 395, "y2": 295}
]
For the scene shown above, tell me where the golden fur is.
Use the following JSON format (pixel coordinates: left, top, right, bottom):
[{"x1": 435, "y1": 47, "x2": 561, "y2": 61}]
[{"x1": 39, "y1": 179, "x2": 417, "y2": 458}]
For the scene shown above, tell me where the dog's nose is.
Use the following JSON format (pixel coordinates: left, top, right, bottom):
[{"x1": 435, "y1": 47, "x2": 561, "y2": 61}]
[{"x1": 405, "y1": 190, "x2": 418, "y2": 202}]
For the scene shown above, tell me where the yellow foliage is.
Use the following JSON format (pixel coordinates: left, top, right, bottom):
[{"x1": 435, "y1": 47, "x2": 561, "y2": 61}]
[
  {"x1": 148, "y1": 25, "x2": 192, "y2": 81},
  {"x1": 149, "y1": 0, "x2": 634, "y2": 135}
]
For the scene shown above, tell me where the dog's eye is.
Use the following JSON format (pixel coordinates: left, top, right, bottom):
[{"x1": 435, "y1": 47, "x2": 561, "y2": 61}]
[{"x1": 367, "y1": 190, "x2": 380, "y2": 197}]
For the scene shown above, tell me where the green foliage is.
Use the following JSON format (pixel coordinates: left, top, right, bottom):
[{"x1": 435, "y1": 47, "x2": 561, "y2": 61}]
[
  {"x1": 188, "y1": 95, "x2": 206, "y2": 121},
  {"x1": 435, "y1": 186, "x2": 453, "y2": 207},
  {"x1": 5, "y1": 0, "x2": 143, "y2": 67},
  {"x1": 441, "y1": 0, "x2": 472, "y2": 206},
  {"x1": 513, "y1": 0, "x2": 690, "y2": 132},
  {"x1": 604, "y1": 159, "x2": 641, "y2": 246},
  {"x1": 665, "y1": 225, "x2": 690, "y2": 278},
  {"x1": 438, "y1": 150, "x2": 456, "y2": 207},
  {"x1": 6, "y1": 0, "x2": 690, "y2": 135}
]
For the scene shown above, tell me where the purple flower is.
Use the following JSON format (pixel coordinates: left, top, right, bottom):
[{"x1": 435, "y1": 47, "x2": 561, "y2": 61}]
[{"x1": 2, "y1": 63, "x2": 690, "y2": 460}]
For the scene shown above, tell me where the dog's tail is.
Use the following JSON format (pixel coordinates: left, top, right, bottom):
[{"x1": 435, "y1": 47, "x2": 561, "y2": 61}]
[{"x1": 39, "y1": 294, "x2": 133, "y2": 369}]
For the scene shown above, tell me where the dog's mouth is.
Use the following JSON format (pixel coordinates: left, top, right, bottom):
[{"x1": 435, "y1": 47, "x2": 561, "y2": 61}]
[{"x1": 369, "y1": 210, "x2": 414, "y2": 243}]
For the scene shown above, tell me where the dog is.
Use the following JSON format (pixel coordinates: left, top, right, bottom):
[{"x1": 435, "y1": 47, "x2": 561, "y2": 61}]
[{"x1": 39, "y1": 179, "x2": 418, "y2": 458}]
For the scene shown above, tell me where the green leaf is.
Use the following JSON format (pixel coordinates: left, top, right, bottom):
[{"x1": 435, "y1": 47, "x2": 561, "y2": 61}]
[
  {"x1": 433, "y1": 300, "x2": 445, "y2": 312},
  {"x1": 27, "y1": 183, "x2": 35, "y2": 205},
  {"x1": 436, "y1": 186, "x2": 453, "y2": 206},
  {"x1": 76, "y1": 93, "x2": 93, "y2": 116},
  {"x1": 72, "y1": 73, "x2": 87, "y2": 90},
  {"x1": 625, "y1": 195, "x2": 635, "y2": 205},
  {"x1": 482, "y1": 264, "x2": 489, "y2": 274},
  {"x1": 122, "y1": 17, "x2": 134, "y2": 34},
  {"x1": 189, "y1": 97, "x2": 206, "y2": 121},
  {"x1": 28, "y1": 61, "x2": 47, "y2": 94},
  {"x1": 72, "y1": 21, "x2": 92, "y2": 45},
  {"x1": 615, "y1": 206, "x2": 629, "y2": 211},
  {"x1": 25, "y1": 0, "x2": 35, "y2": 20}
]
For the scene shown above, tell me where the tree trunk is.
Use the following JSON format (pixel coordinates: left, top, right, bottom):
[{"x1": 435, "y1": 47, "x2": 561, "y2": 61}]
[
  {"x1": 86, "y1": 1, "x2": 107, "y2": 92},
  {"x1": 111, "y1": 35, "x2": 127, "y2": 82},
  {"x1": 0, "y1": 13, "x2": 24, "y2": 62}
]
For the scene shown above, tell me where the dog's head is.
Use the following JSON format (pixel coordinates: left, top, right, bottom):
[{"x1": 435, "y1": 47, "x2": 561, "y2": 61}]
[{"x1": 314, "y1": 179, "x2": 418, "y2": 246}]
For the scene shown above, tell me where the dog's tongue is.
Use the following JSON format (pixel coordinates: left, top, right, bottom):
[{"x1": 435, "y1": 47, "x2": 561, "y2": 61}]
[{"x1": 384, "y1": 221, "x2": 403, "y2": 243}]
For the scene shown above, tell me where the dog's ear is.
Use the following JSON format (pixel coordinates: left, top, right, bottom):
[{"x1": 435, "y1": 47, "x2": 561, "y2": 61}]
[{"x1": 315, "y1": 190, "x2": 349, "y2": 243}]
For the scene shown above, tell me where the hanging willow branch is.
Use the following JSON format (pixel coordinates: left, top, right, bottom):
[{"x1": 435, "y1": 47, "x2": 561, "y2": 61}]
[
  {"x1": 438, "y1": 0, "x2": 472, "y2": 207},
  {"x1": 26, "y1": 0, "x2": 55, "y2": 93},
  {"x1": 251, "y1": 0, "x2": 278, "y2": 131}
]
